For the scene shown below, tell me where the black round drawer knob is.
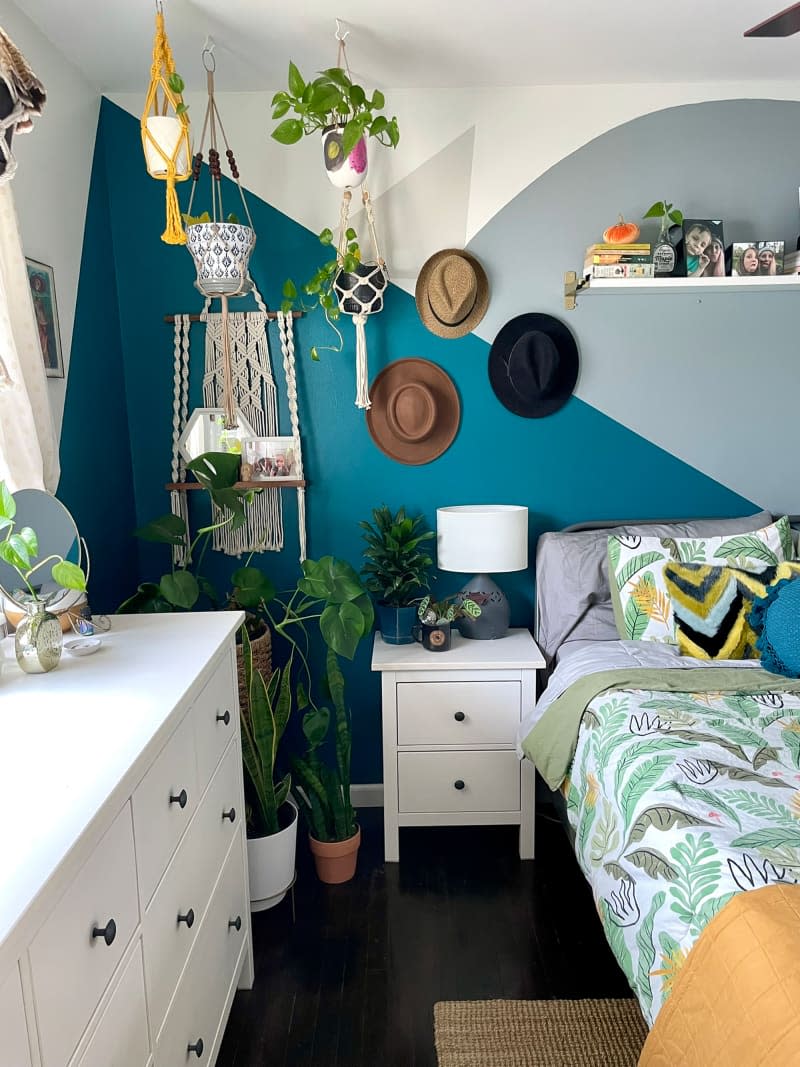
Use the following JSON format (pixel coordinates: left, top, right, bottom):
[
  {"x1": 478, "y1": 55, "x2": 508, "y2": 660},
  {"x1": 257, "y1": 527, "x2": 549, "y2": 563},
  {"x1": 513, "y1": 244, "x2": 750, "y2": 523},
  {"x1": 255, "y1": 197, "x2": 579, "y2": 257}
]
[
  {"x1": 169, "y1": 788, "x2": 188, "y2": 809},
  {"x1": 453, "y1": 711, "x2": 466, "y2": 722},
  {"x1": 177, "y1": 908, "x2": 195, "y2": 928},
  {"x1": 222, "y1": 807, "x2": 236, "y2": 823},
  {"x1": 91, "y1": 919, "x2": 116, "y2": 946},
  {"x1": 228, "y1": 915, "x2": 242, "y2": 932},
  {"x1": 454, "y1": 779, "x2": 465, "y2": 791},
  {"x1": 216, "y1": 709, "x2": 231, "y2": 726},
  {"x1": 188, "y1": 1038, "x2": 204, "y2": 1058}
]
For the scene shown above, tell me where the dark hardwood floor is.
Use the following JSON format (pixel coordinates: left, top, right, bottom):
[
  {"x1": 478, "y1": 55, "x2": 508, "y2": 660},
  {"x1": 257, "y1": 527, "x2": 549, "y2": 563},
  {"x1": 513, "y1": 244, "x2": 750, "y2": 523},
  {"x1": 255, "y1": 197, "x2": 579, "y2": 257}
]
[{"x1": 217, "y1": 806, "x2": 632, "y2": 1067}]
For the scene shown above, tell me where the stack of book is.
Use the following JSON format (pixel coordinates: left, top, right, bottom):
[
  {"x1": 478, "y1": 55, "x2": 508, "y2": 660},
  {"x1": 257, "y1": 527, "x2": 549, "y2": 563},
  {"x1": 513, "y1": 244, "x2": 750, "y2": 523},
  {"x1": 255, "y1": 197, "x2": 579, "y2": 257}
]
[{"x1": 584, "y1": 243, "x2": 653, "y2": 279}]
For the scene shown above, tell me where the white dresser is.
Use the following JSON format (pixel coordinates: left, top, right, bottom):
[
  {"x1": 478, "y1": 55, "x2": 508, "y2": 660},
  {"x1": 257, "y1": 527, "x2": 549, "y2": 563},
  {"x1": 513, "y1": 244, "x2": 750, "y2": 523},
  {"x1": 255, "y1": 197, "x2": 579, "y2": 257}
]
[
  {"x1": 371, "y1": 629, "x2": 545, "y2": 862},
  {"x1": 0, "y1": 613, "x2": 253, "y2": 1067}
]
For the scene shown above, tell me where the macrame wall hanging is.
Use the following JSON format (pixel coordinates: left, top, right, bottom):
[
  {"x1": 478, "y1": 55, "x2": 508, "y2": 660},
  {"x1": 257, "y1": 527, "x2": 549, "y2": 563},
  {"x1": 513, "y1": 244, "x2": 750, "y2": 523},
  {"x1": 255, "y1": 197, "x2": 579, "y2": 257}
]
[
  {"x1": 168, "y1": 46, "x2": 307, "y2": 561},
  {"x1": 0, "y1": 27, "x2": 45, "y2": 184},
  {"x1": 140, "y1": 3, "x2": 191, "y2": 245}
]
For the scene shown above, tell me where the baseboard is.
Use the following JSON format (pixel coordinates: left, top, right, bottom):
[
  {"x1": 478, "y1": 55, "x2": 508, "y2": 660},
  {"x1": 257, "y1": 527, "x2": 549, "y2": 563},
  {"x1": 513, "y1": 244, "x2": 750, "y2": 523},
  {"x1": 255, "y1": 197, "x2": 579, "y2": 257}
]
[{"x1": 350, "y1": 783, "x2": 384, "y2": 807}]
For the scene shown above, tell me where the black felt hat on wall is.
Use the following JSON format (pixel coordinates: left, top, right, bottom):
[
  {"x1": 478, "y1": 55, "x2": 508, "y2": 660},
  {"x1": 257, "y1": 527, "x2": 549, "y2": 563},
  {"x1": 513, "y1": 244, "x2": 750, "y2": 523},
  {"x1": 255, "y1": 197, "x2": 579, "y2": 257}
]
[{"x1": 488, "y1": 313, "x2": 579, "y2": 418}]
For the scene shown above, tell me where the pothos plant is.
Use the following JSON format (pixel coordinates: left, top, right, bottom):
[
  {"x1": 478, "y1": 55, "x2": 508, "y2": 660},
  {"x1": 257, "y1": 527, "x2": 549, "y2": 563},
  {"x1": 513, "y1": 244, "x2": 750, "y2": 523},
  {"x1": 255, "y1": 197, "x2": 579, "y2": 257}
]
[
  {"x1": 280, "y1": 224, "x2": 362, "y2": 361},
  {"x1": 167, "y1": 72, "x2": 188, "y2": 118},
  {"x1": 0, "y1": 481, "x2": 87, "y2": 603},
  {"x1": 643, "y1": 200, "x2": 684, "y2": 231},
  {"x1": 271, "y1": 62, "x2": 399, "y2": 161}
]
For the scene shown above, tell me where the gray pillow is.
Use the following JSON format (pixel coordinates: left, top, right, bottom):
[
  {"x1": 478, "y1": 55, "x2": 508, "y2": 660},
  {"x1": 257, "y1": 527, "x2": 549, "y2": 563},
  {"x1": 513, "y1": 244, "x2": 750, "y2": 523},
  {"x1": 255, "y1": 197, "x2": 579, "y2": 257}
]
[{"x1": 535, "y1": 511, "x2": 772, "y2": 667}]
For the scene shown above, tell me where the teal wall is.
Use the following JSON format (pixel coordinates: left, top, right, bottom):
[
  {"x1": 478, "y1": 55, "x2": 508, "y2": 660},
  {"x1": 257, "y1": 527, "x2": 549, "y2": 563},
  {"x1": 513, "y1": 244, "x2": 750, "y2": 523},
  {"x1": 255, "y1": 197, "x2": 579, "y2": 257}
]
[{"x1": 61, "y1": 99, "x2": 754, "y2": 782}]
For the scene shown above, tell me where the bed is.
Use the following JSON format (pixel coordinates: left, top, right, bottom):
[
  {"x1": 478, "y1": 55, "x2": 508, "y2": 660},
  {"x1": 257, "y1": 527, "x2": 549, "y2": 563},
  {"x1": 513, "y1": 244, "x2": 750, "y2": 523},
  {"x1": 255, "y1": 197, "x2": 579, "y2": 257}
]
[{"x1": 516, "y1": 511, "x2": 800, "y2": 1058}]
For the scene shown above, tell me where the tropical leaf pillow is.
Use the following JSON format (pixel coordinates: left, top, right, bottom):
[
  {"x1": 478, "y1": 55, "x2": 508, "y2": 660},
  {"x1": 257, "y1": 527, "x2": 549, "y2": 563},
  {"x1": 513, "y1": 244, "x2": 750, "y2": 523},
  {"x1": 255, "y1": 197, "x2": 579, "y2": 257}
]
[
  {"x1": 663, "y1": 561, "x2": 800, "y2": 660},
  {"x1": 608, "y1": 516, "x2": 794, "y2": 643}
]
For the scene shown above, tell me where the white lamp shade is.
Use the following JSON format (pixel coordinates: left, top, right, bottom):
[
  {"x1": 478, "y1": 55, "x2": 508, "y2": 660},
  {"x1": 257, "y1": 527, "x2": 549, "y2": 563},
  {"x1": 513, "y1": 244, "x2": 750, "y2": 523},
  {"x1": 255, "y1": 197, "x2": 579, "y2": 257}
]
[{"x1": 436, "y1": 505, "x2": 528, "y2": 573}]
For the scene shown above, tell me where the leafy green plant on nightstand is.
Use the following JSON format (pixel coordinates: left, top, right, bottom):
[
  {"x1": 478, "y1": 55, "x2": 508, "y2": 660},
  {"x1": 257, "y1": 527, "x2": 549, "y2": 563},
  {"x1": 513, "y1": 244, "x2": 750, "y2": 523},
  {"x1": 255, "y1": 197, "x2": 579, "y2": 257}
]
[
  {"x1": 417, "y1": 593, "x2": 482, "y2": 625},
  {"x1": 360, "y1": 504, "x2": 434, "y2": 644}
]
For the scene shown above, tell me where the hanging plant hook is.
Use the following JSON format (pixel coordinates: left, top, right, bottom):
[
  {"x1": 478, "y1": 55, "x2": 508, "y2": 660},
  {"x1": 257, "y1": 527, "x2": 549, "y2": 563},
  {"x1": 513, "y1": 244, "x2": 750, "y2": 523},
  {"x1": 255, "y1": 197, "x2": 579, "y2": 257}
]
[
  {"x1": 334, "y1": 18, "x2": 350, "y2": 43},
  {"x1": 202, "y1": 35, "x2": 216, "y2": 73}
]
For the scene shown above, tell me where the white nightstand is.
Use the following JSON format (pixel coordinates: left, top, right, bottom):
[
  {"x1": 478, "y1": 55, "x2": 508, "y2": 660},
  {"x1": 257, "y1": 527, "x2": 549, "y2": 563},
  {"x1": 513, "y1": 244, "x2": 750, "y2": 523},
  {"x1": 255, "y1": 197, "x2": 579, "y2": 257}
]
[{"x1": 371, "y1": 628, "x2": 545, "y2": 862}]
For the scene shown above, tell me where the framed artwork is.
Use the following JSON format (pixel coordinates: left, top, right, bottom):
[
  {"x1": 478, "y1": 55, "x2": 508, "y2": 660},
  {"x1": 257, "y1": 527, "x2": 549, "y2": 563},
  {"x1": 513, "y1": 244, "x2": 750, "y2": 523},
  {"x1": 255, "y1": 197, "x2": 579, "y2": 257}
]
[
  {"x1": 731, "y1": 241, "x2": 785, "y2": 278},
  {"x1": 681, "y1": 219, "x2": 725, "y2": 279},
  {"x1": 241, "y1": 437, "x2": 298, "y2": 481},
  {"x1": 25, "y1": 258, "x2": 63, "y2": 378}
]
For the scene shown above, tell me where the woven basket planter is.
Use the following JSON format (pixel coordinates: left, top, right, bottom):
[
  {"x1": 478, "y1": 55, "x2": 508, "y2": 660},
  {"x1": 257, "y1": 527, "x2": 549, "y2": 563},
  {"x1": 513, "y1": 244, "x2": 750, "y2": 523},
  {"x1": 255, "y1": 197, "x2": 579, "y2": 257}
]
[{"x1": 236, "y1": 626, "x2": 272, "y2": 713}]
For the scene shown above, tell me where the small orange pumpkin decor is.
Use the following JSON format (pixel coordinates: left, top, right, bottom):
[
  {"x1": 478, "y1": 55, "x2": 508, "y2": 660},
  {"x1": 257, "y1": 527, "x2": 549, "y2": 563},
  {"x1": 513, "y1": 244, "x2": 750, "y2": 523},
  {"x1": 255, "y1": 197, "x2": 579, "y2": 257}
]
[{"x1": 602, "y1": 215, "x2": 641, "y2": 244}]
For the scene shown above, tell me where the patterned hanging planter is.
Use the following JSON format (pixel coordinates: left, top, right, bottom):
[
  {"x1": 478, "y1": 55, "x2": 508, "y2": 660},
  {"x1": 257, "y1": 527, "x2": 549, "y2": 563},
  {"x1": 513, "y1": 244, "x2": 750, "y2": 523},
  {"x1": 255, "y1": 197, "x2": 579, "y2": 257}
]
[{"x1": 322, "y1": 122, "x2": 368, "y2": 189}]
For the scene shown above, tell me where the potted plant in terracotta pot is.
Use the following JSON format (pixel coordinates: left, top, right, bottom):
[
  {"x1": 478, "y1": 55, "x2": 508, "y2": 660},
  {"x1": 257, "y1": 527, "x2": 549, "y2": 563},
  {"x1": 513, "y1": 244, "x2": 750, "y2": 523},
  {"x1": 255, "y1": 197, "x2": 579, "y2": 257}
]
[
  {"x1": 291, "y1": 648, "x2": 360, "y2": 884},
  {"x1": 360, "y1": 504, "x2": 434, "y2": 645},
  {"x1": 271, "y1": 62, "x2": 399, "y2": 188}
]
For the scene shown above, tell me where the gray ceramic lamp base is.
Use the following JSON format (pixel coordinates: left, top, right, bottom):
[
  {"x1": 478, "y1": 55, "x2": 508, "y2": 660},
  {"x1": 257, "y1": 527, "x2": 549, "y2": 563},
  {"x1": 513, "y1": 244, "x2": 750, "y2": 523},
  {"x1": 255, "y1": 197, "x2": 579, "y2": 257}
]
[{"x1": 455, "y1": 574, "x2": 510, "y2": 639}]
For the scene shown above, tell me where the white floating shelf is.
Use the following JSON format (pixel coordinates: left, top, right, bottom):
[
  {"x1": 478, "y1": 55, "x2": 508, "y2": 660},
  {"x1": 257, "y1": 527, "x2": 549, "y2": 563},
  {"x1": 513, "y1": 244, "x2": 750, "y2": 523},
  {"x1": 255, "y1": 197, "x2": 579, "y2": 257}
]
[{"x1": 582, "y1": 274, "x2": 800, "y2": 295}]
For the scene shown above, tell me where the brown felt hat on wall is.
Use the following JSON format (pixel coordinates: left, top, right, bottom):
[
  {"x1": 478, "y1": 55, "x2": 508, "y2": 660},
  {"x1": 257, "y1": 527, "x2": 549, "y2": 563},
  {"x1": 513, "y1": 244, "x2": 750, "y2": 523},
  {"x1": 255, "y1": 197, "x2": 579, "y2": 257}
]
[
  {"x1": 415, "y1": 249, "x2": 489, "y2": 338},
  {"x1": 366, "y1": 358, "x2": 460, "y2": 465}
]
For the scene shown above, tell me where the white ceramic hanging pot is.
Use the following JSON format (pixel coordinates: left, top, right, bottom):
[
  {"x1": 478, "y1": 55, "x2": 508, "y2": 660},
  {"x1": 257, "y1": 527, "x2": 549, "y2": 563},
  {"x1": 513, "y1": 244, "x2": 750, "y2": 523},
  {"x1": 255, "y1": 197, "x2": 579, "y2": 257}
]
[
  {"x1": 144, "y1": 115, "x2": 189, "y2": 177},
  {"x1": 322, "y1": 123, "x2": 368, "y2": 189},
  {"x1": 185, "y1": 221, "x2": 256, "y2": 297}
]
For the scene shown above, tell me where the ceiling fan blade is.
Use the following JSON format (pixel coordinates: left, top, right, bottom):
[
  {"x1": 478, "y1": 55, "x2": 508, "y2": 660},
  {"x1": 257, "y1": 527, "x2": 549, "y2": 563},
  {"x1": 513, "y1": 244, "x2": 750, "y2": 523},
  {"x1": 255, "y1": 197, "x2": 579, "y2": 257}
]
[{"x1": 744, "y1": 2, "x2": 800, "y2": 36}]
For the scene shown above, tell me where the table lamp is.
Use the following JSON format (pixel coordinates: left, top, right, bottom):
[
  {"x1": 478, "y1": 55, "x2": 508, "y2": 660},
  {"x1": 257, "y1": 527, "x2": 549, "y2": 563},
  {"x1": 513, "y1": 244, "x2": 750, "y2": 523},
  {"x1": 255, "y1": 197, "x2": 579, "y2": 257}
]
[{"x1": 436, "y1": 505, "x2": 528, "y2": 639}]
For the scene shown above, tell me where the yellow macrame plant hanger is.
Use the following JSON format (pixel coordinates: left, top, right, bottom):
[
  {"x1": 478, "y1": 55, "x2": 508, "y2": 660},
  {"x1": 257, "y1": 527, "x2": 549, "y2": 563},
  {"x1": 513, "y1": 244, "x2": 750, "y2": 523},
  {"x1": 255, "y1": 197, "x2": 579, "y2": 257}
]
[{"x1": 140, "y1": 7, "x2": 191, "y2": 245}]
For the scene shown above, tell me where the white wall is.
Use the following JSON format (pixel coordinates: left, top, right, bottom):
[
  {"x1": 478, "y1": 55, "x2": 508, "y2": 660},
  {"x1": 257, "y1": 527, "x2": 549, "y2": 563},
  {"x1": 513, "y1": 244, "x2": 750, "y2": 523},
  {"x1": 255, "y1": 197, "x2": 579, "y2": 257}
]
[{"x1": 2, "y1": 1, "x2": 99, "y2": 438}]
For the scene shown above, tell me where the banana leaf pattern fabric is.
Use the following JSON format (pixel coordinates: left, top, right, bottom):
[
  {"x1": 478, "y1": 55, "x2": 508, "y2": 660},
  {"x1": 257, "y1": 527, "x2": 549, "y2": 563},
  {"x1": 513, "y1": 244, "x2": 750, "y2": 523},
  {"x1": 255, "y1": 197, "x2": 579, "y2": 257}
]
[
  {"x1": 607, "y1": 516, "x2": 793, "y2": 644},
  {"x1": 565, "y1": 680, "x2": 800, "y2": 1026}
]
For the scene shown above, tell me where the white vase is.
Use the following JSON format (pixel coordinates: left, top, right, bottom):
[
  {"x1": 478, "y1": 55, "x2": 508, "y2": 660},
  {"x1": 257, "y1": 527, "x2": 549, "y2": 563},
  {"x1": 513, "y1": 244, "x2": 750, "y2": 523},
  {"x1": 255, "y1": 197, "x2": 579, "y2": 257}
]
[
  {"x1": 143, "y1": 115, "x2": 188, "y2": 177},
  {"x1": 185, "y1": 221, "x2": 256, "y2": 297},
  {"x1": 322, "y1": 123, "x2": 368, "y2": 188},
  {"x1": 247, "y1": 799, "x2": 298, "y2": 911}
]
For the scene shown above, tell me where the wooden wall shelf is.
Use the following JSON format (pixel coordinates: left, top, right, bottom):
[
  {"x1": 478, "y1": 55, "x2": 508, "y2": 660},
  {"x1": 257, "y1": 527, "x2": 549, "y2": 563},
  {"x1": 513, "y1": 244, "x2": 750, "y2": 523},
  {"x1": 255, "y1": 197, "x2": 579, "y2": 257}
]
[{"x1": 166, "y1": 480, "x2": 307, "y2": 491}]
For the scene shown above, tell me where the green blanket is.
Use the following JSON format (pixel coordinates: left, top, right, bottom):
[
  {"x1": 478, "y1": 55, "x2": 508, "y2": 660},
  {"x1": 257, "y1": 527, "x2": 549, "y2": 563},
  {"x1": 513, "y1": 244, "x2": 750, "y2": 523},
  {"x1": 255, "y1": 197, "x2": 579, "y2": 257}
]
[{"x1": 522, "y1": 666, "x2": 800, "y2": 790}]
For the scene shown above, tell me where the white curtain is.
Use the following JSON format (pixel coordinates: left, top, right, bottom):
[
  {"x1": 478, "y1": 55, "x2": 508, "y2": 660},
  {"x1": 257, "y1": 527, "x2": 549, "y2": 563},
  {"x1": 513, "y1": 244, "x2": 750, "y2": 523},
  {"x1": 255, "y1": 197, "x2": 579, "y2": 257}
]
[{"x1": 0, "y1": 182, "x2": 58, "y2": 492}]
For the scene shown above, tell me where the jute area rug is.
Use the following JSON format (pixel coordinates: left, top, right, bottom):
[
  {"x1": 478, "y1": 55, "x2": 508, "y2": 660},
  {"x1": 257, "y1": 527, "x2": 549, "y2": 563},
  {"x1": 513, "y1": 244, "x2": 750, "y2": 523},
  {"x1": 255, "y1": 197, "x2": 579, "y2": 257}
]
[{"x1": 434, "y1": 998, "x2": 648, "y2": 1067}]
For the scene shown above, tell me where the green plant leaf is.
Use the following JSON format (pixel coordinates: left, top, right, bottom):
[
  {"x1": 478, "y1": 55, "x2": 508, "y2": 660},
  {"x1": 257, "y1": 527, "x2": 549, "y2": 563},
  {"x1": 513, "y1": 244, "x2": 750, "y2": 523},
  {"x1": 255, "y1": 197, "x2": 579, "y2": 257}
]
[
  {"x1": 51, "y1": 560, "x2": 87, "y2": 592},
  {"x1": 345, "y1": 227, "x2": 357, "y2": 241},
  {"x1": 320, "y1": 601, "x2": 366, "y2": 659},
  {"x1": 134, "y1": 512, "x2": 187, "y2": 546},
  {"x1": 17, "y1": 526, "x2": 37, "y2": 556},
  {"x1": 369, "y1": 115, "x2": 389, "y2": 138},
  {"x1": 175, "y1": 103, "x2": 188, "y2": 117},
  {"x1": 225, "y1": 212, "x2": 240, "y2": 224},
  {"x1": 669, "y1": 209, "x2": 684, "y2": 225},
  {"x1": 231, "y1": 566, "x2": 276, "y2": 609},
  {"x1": 187, "y1": 451, "x2": 241, "y2": 489},
  {"x1": 322, "y1": 67, "x2": 352, "y2": 90},
  {"x1": 272, "y1": 118, "x2": 304, "y2": 145},
  {"x1": 0, "y1": 481, "x2": 15, "y2": 520},
  {"x1": 348, "y1": 83, "x2": 366, "y2": 107},
  {"x1": 271, "y1": 99, "x2": 290, "y2": 119},
  {"x1": 167, "y1": 72, "x2": 185, "y2": 94},
  {"x1": 159, "y1": 571, "x2": 199, "y2": 610},
  {"x1": 117, "y1": 582, "x2": 168, "y2": 614},
  {"x1": 371, "y1": 89, "x2": 385, "y2": 109},
  {"x1": 310, "y1": 84, "x2": 342, "y2": 116},
  {"x1": 341, "y1": 118, "x2": 363, "y2": 160},
  {"x1": 287, "y1": 61, "x2": 305, "y2": 98},
  {"x1": 0, "y1": 535, "x2": 29, "y2": 571},
  {"x1": 282, "y1": 278, "x2": 298, "y2": 299},
  {"x1": 643, "y1": 201, "x2": 666, "y2": 218},
  {"x1": 310, "y1": 346, "x2": 320, "y2": 361},
  {"x1": 302, "y1": 705, "x2": 330, "y2": 748},
  {"x1": 319, "y1": 227, "x2": 334, "y2": 245}
]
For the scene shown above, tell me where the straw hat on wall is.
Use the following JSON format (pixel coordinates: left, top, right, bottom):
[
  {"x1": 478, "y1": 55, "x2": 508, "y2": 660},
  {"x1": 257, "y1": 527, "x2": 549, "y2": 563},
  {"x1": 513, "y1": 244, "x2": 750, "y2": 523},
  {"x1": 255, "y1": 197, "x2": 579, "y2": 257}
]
[{"x1": 415, "y1": 249, "x2": 489, "y2": 338}]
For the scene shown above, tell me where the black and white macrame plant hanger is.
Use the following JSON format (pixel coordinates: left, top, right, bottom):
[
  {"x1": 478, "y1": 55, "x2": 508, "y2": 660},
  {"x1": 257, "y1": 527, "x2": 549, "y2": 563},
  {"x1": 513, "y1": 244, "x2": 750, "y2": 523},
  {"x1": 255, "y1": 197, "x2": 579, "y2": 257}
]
[{"x1": 332, "y1": 184, "x2": 388, "y2": 409}]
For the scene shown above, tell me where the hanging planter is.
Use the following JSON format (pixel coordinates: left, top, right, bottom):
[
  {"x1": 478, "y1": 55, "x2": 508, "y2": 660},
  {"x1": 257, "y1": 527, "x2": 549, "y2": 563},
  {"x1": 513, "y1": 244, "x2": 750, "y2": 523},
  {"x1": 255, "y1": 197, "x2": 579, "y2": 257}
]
[
  {"x1": 139, "y1": 7, "x2": 191, "y2": 244},
  {"x1": 322, "y1": 122, "x2": 368, "y2": 188},
  {"x1": 185, "y1": 218, "x2": 255, "y2": 297}
]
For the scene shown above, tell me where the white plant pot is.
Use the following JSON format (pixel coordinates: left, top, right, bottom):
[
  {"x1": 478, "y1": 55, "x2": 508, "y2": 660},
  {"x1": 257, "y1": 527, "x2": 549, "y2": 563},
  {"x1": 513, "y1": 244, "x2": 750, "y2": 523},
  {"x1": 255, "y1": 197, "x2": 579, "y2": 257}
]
[
  {"x1": 247, "y1": 799, "x2": 298, "y2": 912},
  {"x1": 185, "y1": 221, "x2": 255, "y2": 297},
  {"x1": 322, "y1": 123, "x2": 368, "y2": 189},
  {"x1": 144, "y1": 115, "x2": 188, "y2": 177}
]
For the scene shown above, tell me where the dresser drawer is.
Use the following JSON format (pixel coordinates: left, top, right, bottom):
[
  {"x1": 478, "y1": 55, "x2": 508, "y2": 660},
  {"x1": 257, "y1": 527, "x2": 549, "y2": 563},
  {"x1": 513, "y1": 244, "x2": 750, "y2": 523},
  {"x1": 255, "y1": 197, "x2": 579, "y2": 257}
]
[
  {"x1": 396, "y1": 680, "x2": 521, "y2": 745},
  {"x1": 143, "y1": 739, "x2": 241, "y2": 1037},
  {"x1": 194, "y1": 652, "x2": 237, "y2": 793},
  {"x1": 133, "y1": 710, "x2": 198, "y2": 905},
  {"x1": 397, "y1": 751, "x2": 521, "y2": 813},
  {"x1": 0, "y1": 964, "x2": 32, "y2": 1067},
  {"x1": 29, "y1": 803, "x2": 139, "y2": 1067},
  {"x1": 155, "y1": 836, "x2": 248, "y2": 1067},
  {"x1": 75, "y1": 941, "x2": 149, "y2": 1067}
]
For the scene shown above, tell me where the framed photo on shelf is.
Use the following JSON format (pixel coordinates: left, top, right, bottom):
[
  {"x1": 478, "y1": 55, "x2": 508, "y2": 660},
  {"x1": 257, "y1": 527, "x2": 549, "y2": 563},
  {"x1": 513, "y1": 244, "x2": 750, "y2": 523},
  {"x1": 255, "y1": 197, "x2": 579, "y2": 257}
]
[
  {"x1": 241, "y1": 436, "x2": 298, "y2": 481},
  {"x1": 731, "y1": 241, "x2": 785, "y2": 277},
  {"x1": 25, "y1": 258, "x2": 63, "y2": 378},
  {"x1": 681, "y1": 219, "x2": 725, "y2": 279}
]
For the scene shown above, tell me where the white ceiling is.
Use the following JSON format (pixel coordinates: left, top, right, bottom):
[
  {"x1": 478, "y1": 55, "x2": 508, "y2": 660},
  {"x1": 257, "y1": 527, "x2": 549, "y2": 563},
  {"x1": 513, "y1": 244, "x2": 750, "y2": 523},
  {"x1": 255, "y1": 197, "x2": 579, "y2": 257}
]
[{"x1": 13, "y1": 0, "x2": 800, "y2": 92}]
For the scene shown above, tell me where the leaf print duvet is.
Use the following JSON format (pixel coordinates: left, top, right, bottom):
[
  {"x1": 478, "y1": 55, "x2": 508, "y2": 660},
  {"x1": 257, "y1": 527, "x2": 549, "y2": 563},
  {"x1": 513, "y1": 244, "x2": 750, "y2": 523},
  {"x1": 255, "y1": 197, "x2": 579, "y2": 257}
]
[{"x1": 566, "y1": 684, "x2": 800, "y2": 1026}]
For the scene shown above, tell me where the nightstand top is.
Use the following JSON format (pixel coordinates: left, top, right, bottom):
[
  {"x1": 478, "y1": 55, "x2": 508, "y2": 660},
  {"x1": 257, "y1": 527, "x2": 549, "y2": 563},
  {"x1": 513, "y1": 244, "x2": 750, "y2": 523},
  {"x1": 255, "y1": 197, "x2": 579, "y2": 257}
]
[{"x1": 371, "y1": 628, "x2": 544, "y2": 672}]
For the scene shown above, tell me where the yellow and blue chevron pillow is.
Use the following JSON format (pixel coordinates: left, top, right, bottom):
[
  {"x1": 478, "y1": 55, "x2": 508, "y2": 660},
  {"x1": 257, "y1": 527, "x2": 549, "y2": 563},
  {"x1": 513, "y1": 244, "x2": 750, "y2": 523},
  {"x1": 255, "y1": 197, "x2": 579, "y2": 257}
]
[{"x1": 663, "y1": 561, "x2": 800, "y2": 660}]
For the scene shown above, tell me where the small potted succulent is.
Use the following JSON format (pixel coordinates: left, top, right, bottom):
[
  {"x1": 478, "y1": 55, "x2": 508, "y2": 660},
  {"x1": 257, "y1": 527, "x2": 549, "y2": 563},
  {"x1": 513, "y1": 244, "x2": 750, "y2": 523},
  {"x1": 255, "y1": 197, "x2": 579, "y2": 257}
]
[
  {"x1": 360, "y1": 505, "x2": 434, "y2": 644},
  {"x1": 271, "y1": 62, "x2": 399, "y2": 188},
  {"x1": 415, "y1": 593, "x2": 481, "y2": 653}
]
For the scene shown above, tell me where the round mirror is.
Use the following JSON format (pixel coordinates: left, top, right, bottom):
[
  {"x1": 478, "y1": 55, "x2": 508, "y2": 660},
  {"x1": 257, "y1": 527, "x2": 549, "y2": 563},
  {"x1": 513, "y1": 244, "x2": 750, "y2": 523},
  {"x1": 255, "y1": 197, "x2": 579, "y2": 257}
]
[{"x1": 0, "y1": 489, "x2": 84, "y2": 612}]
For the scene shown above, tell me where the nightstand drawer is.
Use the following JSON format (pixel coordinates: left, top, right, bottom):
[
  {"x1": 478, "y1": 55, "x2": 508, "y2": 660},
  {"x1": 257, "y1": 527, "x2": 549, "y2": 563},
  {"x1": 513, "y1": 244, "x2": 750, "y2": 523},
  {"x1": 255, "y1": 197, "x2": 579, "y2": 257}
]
[
  {"x1": 396, "y1": 681, "x2": 521, "y2": 745},
  {"x1": 397, "y1": 751, "x2": 520, "y2": 812}
]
